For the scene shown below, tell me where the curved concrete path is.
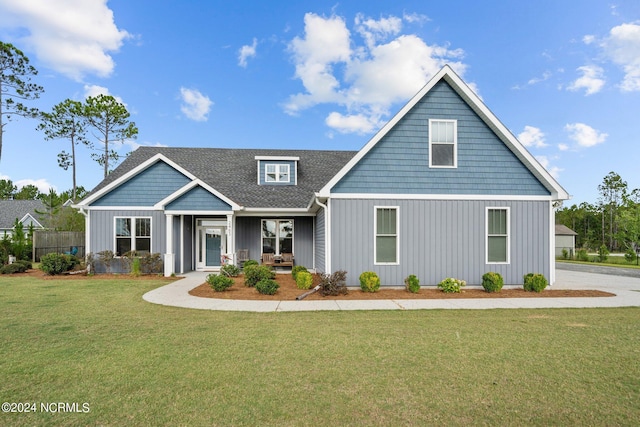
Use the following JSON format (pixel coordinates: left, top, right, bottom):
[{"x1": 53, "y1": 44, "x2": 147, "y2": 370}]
[{"x1": 142, "y1": 268, "x2": 640, "y2": 312}]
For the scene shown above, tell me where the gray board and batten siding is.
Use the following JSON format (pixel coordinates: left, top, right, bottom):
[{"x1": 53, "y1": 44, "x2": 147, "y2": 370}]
[
  {"x1": 330, "y1": 199, "x2": 551, "y2": 287},
  {"x1": 332, "y1": 80, "x2": 550, "y2": 196}
]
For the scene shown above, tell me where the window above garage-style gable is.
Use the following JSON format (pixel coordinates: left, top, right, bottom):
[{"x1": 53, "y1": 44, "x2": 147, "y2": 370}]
[{"x1": 255, "y1": 156, "x2": 299, "y2": 186}]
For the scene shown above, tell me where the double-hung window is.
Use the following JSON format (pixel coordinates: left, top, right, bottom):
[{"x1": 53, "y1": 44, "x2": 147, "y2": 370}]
[
  {"x1": 115, "y1": 217, "x2": 151, "y2": 256},
  {"x1": 429, "y1": 119, "x2": 457, "y2": 168},
  {"x1": 265, "y1": 164, "x2": 290, "y2": 183},
  {"x1": 262, "y1": 219, "x2": 293, "y2": 254},
  {"x1": 375, "y1": 207, "x2": 399, "y2": 264},
  {"x1": 486, "y1": 208, "x2": 509, "y2": 263}
]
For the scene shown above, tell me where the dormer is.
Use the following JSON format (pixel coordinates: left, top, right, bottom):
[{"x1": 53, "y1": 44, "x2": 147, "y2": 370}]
[{"x1": 255, "y1": 156, "x2": 299, "y2": 186}]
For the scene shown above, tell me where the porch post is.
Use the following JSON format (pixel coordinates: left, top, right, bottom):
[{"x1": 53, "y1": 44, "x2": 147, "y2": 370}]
[
  {"x1": 227, "y1": 213, "x2": 235, "y2": 265},
  {"x1": 164, "y1": 214, "x2": 174, "y2": 277}
]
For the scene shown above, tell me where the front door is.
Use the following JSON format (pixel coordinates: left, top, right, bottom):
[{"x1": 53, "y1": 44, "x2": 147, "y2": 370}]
[{"x1": 196, "y1": 223, "x2": 226, "y2": 270}]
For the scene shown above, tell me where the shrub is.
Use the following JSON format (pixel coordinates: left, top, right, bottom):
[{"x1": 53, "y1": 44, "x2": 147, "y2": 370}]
[
  {"x1": 14, "y1": 260, "x2": 32, "y2": 270},
  {"x1": 576, "y1": 248, "x2": 589, "y2": 262},
  {"x1": 437, "y1": 277, "x2": 466, "y2": 293},
  {"x1": 243, "y1": 259, "x2": 259, "y2": 268},
  {"x1": 0, "y1": 262, "x2": 28, "y2": 274},
  {"x1": 256, "y1": 278, "x2": 279, "y2": 295},
  {"x1": 243, "y1": 264, "x2": 275, "y2": 287},
  {"x1": 482, "y1": 272, "x2": 504, "y2": 293},
  {"x1": 207, "y1": 273, "x2": 234, "y2": 292},
  {"x1": 523, "y1": 273, "x2": 548, "y2": 292},
  {"x1": 598, "y1": 244, "x2": 609, "y2": 263},
  {"x1": 39, "y1": 253, "x2": 77, "y2": 275},
  {"x1": 624, "y1": 248, "x2": 637, "y2": 263},
  {"x1": 131, "y1": 257, "x2": 141, "y2": 277},
  {"x1": 221, "y1": 264, "x2": 241, "y2": 277},
  {"x1": 359, "y1": 271, "x2": 381, "y2": 292},
  {"x1": 295, "y1": 271, "x2": 314, "y2": 290},
  {"x1": 561, "y1": 248, "x2": 569, "y2": 260},
  {"x1": 140, "y1": 253, "x2": 163, "y2": 274},
  {"x1": 291, "y1": 265, "x2": 308, "y2": 280},
  {"x1": 97, "y1": 250, "x2": 115, "y2": 273},
  {"x1": 404, "y1": 275, "x2": 420, "y2": 293},
  {"x1": 319, "y1": 270, "x2": 348, "y2": 296}
]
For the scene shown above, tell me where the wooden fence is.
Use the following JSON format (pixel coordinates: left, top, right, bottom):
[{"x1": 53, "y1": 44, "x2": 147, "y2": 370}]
[{"x1": 33, "y1": 231, "x2": 85, "y2": 261}]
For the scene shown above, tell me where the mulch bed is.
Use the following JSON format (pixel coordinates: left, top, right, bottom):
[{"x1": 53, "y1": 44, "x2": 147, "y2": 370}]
[{"x1": 189, "y1": 274, "x2": 614, "y2": 301}]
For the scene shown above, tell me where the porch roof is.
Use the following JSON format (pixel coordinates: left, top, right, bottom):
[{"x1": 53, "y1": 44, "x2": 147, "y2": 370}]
[{"x1": 86, "y1": 147, "x2": 356, "y2": 209}]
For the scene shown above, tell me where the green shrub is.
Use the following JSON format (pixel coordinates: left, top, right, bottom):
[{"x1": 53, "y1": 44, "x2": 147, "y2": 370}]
[
  {"x1": 481, "y1": 272, "x2": 504, "y2": 293},
  {"x1": 243, "y1": 264, "x2": 275, "y2": 287},
  {"x1": 437, "y1": 277, "x2": 466, "y2": 293},
  {"x1": 576, "y1": 248, "x2": 589, "y2": 261},
  {"x1": 14, "y1": 260, "x2": 32, "y2": 270},
  {"x1": 256, "y1": 278, "x2": 279, "y2": 295},
  {"x1": 295, "y1": 271, "x2": 314, "y2": 290},
  {"x1": 561, "y1": 248, "x2": 569, "y2": 260},
  {"x1": 523, "y1": 273, "x2": 548, "y2": 292},
  {"x1": 131, "y1": 257, "x2": 141, "y2": 277},
  {"x1": 243, "y1": 259, "x2": 259, "y2": 268},
  {"x1": 319, "y1": 270, "x2": 348, "y2": 296},
  {"x1": 140, "y1": 253, "x2": 163, "y2": 274},
  {"x1": 598, "y1": 244, "x2": 609, "y2": 263},
  {"x1": 39, "y1": 253, "x2": 77, "y2": 275},
  {"x1": 359, "y1": 271, "x2": 380, "y2": 292},
  {"x1": 221, "y1": 264, "x2": 241, "y2": 277},
  {"x1": 624, "y1": 248, "x2": 637, "y2": 263},
  {"x1": 291, "y1": 265, "x2": 308, "y2": 280},
  {"x1": 404, "y1": 275, "x2": 420, "y2": 293},
  {"x1": 207, "y1": 273, "x2": 234, "y2": 292},
  {"x1": 0, "y1": 262, "x2": 28, "y2": 274}
]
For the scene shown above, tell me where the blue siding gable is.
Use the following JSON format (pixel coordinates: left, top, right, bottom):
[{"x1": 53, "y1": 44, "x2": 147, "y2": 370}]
[
  {"x1": 257, "y1": 160, "x2": 296, "y2": 186},
  {"x1": 332, "y1": 80, "x2": 550, "y2": 196},
  {"x1": 166, "y1": 186, "x2": 232, "y2": 211},
  {"x1": 92, "y1": 161, "x2": 192, "y2": 206}
]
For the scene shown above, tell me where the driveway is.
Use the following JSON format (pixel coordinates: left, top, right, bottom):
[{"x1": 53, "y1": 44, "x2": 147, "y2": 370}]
[{"x1": 557, "y1": 261, "x2": 640, "y2": 279}]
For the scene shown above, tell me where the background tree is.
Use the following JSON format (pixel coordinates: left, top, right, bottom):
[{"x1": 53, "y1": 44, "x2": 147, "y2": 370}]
[
  {"x1": 13, "y1": 184, "x2": 41, "y2": 200},
  {"x1": 0, "y1": 41, "x2": 44, "y2": 163},
  {"x1": 38, "y1": 99, "x2": 90, "y2": 201},
  {"x1": 598, "y1": 171, "x2": 627, "y2": 251},
  {"x1": 0, "y1": 178, "x2": 16, "y2": 199},
  {"x1": 83, "y1": 94, "x2": 137, "y2": 178}
]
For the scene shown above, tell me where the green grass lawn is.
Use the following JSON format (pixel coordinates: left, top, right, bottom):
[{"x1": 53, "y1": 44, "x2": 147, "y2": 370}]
[{"x1": 1, "y1": 276, "x2": 639, "y2": 426}]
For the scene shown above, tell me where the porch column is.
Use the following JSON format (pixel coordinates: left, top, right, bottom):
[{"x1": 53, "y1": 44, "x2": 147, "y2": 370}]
[
  {"x1": 227, "y1": 213, "x2": 235, "y2": 264},
  {"x1": 164, "y1": 214, "x2": 174, "y2": 277}
]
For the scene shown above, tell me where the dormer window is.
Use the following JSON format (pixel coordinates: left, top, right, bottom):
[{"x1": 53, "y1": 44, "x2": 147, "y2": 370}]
[{"x1": 266, "y1": 163, "x2": 290, "y2": 183}]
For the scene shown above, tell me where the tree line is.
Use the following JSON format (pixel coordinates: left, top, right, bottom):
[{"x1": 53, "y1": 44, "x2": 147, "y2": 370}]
[
  {"x1": 556, "y1": 171, "x2": 640, "y2": 256},
  {"x1": 1, "y1": 41, "x2": 137, "y2": 201}
]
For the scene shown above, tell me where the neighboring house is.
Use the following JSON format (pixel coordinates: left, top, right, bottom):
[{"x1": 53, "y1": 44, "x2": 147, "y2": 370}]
[
  {"x1": 0, "y1": 200, "x2": 45, "y2": 237},
  {"x1": 555, "y1": 224, "x2": 578, "y2": 257},
  {"x1": 76, "y1": 65, "x2": 569, "y2": 285}
]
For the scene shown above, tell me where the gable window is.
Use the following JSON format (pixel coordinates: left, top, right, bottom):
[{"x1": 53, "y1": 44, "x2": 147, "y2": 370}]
[
  {"x1": 375, "y1": 207, "x2": 399, "y2": 264},
  {"x1": 115, "y1": 217, "x2": 151, "y2": 256},
  {"x1": 265, "y1": 164, "x2": 290, "y2": 183},
  {"x1": 429, "y1": 119, "x2": 457, "y2": 168},
  {"x1": 486, "y1": 208, "x2": 509, "y2": 264},
  {"x1": 262, "y1": 219, "x2": 293, "y2": 255}
]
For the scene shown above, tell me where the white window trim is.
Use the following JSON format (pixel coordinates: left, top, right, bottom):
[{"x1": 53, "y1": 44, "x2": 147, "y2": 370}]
[
  {"x1": 114, "y1": 216, "x2": 152, "y2": 257},
  {"x1": 261, "y1": 218, "x2": 294, "y2": 256},
  {"x1": 428, "y1": 119, "x2": 458, "y2": 168},
  {"x1": 264, "y1": 163, "x2": 290, "y2": 183},
  {"x1": 374, "y1": 206, "x2": 400, "y2": 265},
  {"x1": 485, "y1": 207, "x2": 510, "y2": 264}
]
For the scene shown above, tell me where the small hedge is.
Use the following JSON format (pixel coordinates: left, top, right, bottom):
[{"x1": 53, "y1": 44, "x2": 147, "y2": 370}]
[
  {"x1": 295, "y1": 271, "x2": 313, "y2": 290},
  {"x1": 256, "y1": 278, "x2": 279, "y2": 295},
  {"x1": 291, "y1": 265, "x2": 308, "y2": 280},
  {"x1": 437, "y1": 277, "x2": 466, "y2": 293},
  {"x1": 243, "y1": 264, "x2": 275, "y2": 287},
  {"x1": 221, "y1": 264, "x2": 241, "y2": 277},
  {"x1": 359, "y1": 271, "x2": 381, "y2": 292},
  {"x1": 242, "y1": 259, "x2": 259, "y2": 268},
  {"x1": 0, "y1": 260, "x2": 31, "y2": 274},
  {"x1": 404, "y1": 275, "x2": 420, "y2": 293},
  {"x1": 207, "y1": 274, "x2": 234, "y2": 292},
  {"x1": 523, "y1": 273, "x2": 548, "y2": 292},
  {"x1": 39, "y1": 253, "x2": 79, "y2": 275},
  {"x1": 482, "y1": 272, "x2": 504, "y2": 293}
]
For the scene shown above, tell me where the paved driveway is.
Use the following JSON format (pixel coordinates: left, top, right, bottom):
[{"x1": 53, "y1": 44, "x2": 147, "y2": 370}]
[{"x1": 555, "y1": 262, "x2": 640, "y2": 292}]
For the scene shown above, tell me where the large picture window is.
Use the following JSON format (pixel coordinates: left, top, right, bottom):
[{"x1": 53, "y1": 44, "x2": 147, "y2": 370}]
[
  {"x1": 429, "y1": 119, "x2": 457, "y2": 168},
  {"x1": 487, "y1": 208, "x2": 509, "y2": 263},
  {"x1": 375, "y1": 207, "x2": 399, "y2": 264},
  {"x1": 115, "y1": 217, "x2": 151, "y2": 256},
  {"x1": 262, "y1": 219, "x2": 293, "y2": 254}
]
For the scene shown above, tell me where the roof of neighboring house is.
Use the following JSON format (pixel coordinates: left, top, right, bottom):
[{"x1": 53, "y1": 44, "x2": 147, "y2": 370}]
[
  {"x1": 85, "y1": 147, "x2": 358, "y2": 209},
  {"x1": 0, "y1": 199, "x2": 45, "y2": 230},
  {"x1": 555, "y1": 224, "x2": 578, "y2": 236}
]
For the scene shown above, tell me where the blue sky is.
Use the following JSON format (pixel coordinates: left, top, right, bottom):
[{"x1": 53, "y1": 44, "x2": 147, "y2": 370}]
[{"x1": 0, "y1": 0, "x2": 639, "y2": 205}]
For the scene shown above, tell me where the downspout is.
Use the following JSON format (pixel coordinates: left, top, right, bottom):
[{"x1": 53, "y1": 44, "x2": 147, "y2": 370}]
[
  {"x1": 77, "y1": 207, "x2": 90, "y2": 273},
  {"x1": 314, "y1": 195, "x2": 330, "y2": 274}
]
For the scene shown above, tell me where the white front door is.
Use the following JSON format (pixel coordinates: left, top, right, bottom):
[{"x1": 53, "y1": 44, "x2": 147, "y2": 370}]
[{"x1": 196, "y1": 221, "x2": 226, "y2": 270}]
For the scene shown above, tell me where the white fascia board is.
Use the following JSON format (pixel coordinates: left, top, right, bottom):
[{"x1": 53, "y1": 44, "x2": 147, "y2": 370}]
[
  {"x1": 254, "y1": 156, "x2": 300, "y2": 161},
  {"x1": 154, "y1": 179, "x2": 242, "y2": 211},
  {"x1": 81, "y1": 206, "x2": 159, "y2": 211},
  {"x1": 77, "y1": 153, "x2": 198, "y2": 207},
  {"x1": 19, "y1": 213, "x2": 44, "y2": 228},
  {"x1": 328, "y1": 193, "x2": 555, "y2": 201},
  {"x1": 237, "y1": 208, "x2": 313, "y2": 217},
  {"x1": 164, "y1": 210, "x2": 234, "y2": 216}
]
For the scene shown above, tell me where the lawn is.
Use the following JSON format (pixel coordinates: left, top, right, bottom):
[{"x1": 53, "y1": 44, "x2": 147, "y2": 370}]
[{"x1": 1, "y1": 275, "x2": 639, "y2": 426}]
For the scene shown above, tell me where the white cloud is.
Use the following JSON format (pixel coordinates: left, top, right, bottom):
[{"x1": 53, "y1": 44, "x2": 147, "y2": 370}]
[
  {"x1": 567, "y1": 65, "x2": 605, "y2": 95},
  {"x1": 535, "y1": 156, "x2": 562, "y2": 179},
  {"x1": 565, "y1": 123, "x2": 608, "y2": 148},
  {"x1": 285, "y1": 12, "x2": 467, "y2": 134},
  {"x1": 179, "y1": 87, "x2": 213, "y2": 122},
  {"x1": 518, "y1": 125, "x2": 548, "y2": 148},
  {"x1": 600, "y1": 22, "x2": 640, "y2": 91},
  {"x1": 15, "y1": 178, "x2": 56, "y2": 194},
  {"x1": 558, "y1": 143, "x2": 569, "y2": 151},
  {"x1": 0, "y1": 0, "x2": 131, "y2": 80},
  {"x1": 238, "y1": 38, "x2": 258, "y2": 68},
  {"x1": 82, "y1": 84, "x2": 126, "y2": 105},
  {"x1": 402, "y1": 12, "x2": 430, "y2": 24}
]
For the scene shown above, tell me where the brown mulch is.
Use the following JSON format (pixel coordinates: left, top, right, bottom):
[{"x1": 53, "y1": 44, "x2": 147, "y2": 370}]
[
  {"x1": 15, "y1": 269, "x2": 178, "y2": 281},
  {"x1": 189, "y1": 273, "x2": 614, "y2": 301}
]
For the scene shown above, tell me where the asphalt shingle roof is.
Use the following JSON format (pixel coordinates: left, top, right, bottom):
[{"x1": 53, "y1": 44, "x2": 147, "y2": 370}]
[
  {"x1": 0, "y1": 200, "x2": 45, "y2": 229},
  {"x1": 88, "y1": 147, "x2": 357, "y2": 209}
]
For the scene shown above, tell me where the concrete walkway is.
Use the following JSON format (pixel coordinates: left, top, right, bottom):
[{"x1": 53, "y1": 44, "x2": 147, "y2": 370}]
[{"x1": 142, "y1": 269, "x2": 640, "y2": 312}]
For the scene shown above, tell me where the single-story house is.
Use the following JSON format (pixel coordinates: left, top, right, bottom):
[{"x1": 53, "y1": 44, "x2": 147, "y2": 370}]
[
  {"x1": 555, "y1": 224, "x2": 578, "y2": 257},
  {"x1": 0, "y1": 199, "x2": 45, "y2": 237},
  {"x1": 76, "y1": 65, "x2": 569, "y2": 285}
]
